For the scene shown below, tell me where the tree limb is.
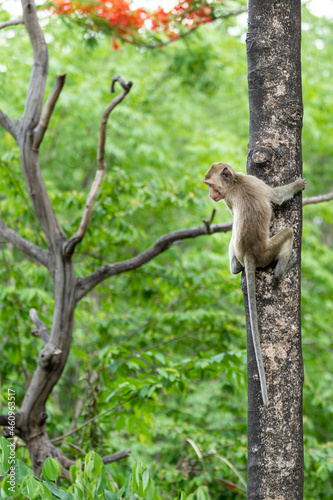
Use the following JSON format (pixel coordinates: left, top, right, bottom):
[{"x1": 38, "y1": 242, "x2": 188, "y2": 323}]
[
  {"x1": 0, "y1": 218, "x2": 50, "y2": 269},
  {"x1": 302, "y1": 192, "x2": 333, "y2": 206},
  {"x1": 0, "y1": 17, "x2": 24, "y2": 30},
  {"x1": 0, "y1": 110, "x2": 19, "y2": 140},
  {"x1": 32, "y1": 74, "x2": 66, "y2": 151},
  {"x1": 21, "y1": 0, "x2": 48, "y2": 129},
  {"x1": 76, "y1": 222, "x2": 233, "y2": 301},
  {"x1": 101, "y1": 450, "x2": 131, "y2": 464},
  {"x1": 64, "y1": 76, "x2": 133, "y2": 257},
  {"x1": 30, "y1": 308, "x2": 50, "y2": 344}
]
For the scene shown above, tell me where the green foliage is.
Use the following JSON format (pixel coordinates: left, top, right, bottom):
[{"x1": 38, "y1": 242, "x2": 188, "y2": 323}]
[{"x1": 0, "y1": 2, "x2": 332, "y2": 499}]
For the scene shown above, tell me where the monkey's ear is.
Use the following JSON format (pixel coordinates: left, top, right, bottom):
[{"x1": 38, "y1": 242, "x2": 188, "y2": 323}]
[{"x1": 220, "y1": 166, "x2": 234, "y2": 184}]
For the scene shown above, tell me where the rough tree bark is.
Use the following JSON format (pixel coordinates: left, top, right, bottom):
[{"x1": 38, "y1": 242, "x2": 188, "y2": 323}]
[{"x1": 244, "y1": 0, "x2": 304, "y2": 497}]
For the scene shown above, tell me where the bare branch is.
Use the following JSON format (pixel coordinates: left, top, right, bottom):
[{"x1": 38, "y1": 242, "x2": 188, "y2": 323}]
[
  {"x1": 302, "y1": 192, "x2": 333, "y2": 206},
  {"x1": 76, "y1": 222, "x2": 233, "y2": 301},
  {"x1": 21, "y1": 0, "x2": 48, "y2": 129},
  {"x1": 0, "y1": 218, "x2": 50, "y2": 269},
  {"x1": 32, "y1": 74, "x2": 66, "y2": 150},
  {"x1": 102, "y1": 450, "x2": 131, "y2": 464},
  {"x1": 0, "y1": 110, "x2": 19, "y2": 140},
  {"x1": 0, "y1": 17, "x2": 24, "y2": 30},
  {"x1": 202, "y1": 209, "x2": 216, "y2": 234},
  {"x1": 64, "y1": 449, "x2": 131, "y2": 470},
  {"x1": 30, "y1": 308, "x2": 50, "y2": 344},
  {"x1": 64, "y1": 77, "x2": 133, "y2": 257}
]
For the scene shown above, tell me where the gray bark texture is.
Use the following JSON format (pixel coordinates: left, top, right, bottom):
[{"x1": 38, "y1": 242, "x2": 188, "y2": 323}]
[{"x1": 244, "y1": 0, "x2": 304, "y2": 497}]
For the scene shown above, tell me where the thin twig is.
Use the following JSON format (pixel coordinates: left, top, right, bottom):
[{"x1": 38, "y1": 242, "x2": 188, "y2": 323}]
[
  {"x1": 50, "y1": 397, "x2": 136, "y2": 443},
  {"x1": 302, "y1": 192, "x2": 333, "y2": 206},
  {"x1": 0, "y1": 18, "x2": 24, "y2": 30},
  {"x1": 64, "y1": 77, "x2": 132, "y2": 257},
  {"x1": 32, "y1": 74, "x2": 66, "y2": 150},
  {"x1": 202, "y1": 209, "x2": 216, "y2": 234}
]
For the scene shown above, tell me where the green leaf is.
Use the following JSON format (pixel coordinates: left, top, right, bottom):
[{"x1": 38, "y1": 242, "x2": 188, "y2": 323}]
[
  {"x1": 38, "y1": 484, "x2": 52, "y2": 500},
  {"x1": 43, "y1": 480, "x2": 74, "y2": 499},
  {"x1": 22, "y1": 477, "x2": 41, "y2": 499},
  {"x1": 0, "y1": 437, "x2": 11, "y2": 476},
  {"x1": 85, "y1": 451, "x2": 104, "y2": 481},
  {"x1": 142, "y1": 468, "x2": 150, "y2": 492},
  {"x1": 96, "y1": 468, "x2": 108, "y2": 494},
  {"x1": 41, "y1": 457, "x2": 61, "y2": 482},
  {"x1": 104, "y1": 492, "x2": 118, "y2": 500}
]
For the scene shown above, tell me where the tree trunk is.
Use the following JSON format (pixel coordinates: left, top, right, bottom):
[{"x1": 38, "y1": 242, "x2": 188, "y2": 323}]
[{"x1": 244, "y1": 0, "x2": 304, "y2": 497}]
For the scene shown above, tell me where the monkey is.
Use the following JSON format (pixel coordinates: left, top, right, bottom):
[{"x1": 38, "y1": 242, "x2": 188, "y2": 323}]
[{"x1": 203, "y1": 162, "x2": 306, "y2": 406}]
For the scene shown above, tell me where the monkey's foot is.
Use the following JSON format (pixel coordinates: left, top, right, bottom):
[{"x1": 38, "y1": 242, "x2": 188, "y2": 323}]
[{"x1": 275, "y1": 254, "x2": 297, "y2": 279}]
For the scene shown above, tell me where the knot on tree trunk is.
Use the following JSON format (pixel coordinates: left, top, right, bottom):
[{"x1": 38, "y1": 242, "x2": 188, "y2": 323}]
[{"x1": 38, "y1": 344, "x2": 62, "y2": 369}]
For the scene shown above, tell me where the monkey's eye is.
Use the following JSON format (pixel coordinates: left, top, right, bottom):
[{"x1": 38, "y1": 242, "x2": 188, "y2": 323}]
[{"x1": 204, "y1": 182, "x2": 211, "y2": 188}]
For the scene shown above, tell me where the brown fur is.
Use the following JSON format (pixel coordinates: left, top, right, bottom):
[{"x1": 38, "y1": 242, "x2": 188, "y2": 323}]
[{"x1": 204, "y1": 162, "x2": 306, "y2": 405}]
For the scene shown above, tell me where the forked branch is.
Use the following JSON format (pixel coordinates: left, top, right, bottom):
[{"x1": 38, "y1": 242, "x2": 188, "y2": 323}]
[
  {"x1": 64, "y1": 76, "x2": 133, "y2": 257},
  {"x1": 76, "y1": 222, "x2": 233, "y2": 301}
]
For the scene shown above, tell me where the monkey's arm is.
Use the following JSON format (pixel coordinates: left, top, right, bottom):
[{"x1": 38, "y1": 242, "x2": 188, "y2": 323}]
[{"x1": 269, "y1": 178, "x2": 306, "y2": 205}]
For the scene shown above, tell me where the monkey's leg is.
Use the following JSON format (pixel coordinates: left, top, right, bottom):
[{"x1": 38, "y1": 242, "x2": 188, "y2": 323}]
[
  {"x1": 229, "y1": 239, "x2": 244, "y2": 274},
  {"x1": 270, "y1": 178, "x2": 306, "y2": 205},
  {"x1": 260, "y1": 228, "x2": 294, "y2": 278}
]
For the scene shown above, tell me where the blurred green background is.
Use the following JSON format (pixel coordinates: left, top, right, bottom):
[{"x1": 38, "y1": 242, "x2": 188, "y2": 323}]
[{"x1": 0, "y1": 2, "x2": 332, "y2": 498}]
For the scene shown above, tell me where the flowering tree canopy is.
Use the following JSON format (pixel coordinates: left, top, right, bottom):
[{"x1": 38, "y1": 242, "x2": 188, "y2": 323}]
[{"x1": 49, "y1": 0, "x2": 243, "y2": 48}]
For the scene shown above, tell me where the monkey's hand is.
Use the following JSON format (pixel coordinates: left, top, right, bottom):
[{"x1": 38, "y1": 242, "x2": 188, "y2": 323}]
[{"x1": 296, "y1": 177, "x2": 307, "y2": 191}]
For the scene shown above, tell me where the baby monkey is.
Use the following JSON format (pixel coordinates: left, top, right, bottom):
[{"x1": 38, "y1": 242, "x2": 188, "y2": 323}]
[{"x1": 204, "y1": 163, "x2": 306, "y2": 406}]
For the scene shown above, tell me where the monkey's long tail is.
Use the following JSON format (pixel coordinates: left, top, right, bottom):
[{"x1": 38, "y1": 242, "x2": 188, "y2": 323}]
[{"x1": 244, "y1": 256, "x2": 269, "y2": 406}]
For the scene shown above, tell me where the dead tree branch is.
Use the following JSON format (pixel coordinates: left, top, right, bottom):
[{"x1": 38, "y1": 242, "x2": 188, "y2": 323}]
[
  {"x1": 64, "y1": 77, "x2": 133, "y2": 257},
  {"x1": 101, "y1": 450, "x2": 131, "y2": 464},
  {"x1": 76, "y1": 222, "x2": 233, "y2": 301},
  {"x1": 32, "y1": 74, "x2": 66, "y2": 150},
  {"x1": 0, "y1": 218, "x2": 50, "y2": 268},
  {"x1": 302, "y1": 192, "x2": 333, "y2": 206},
  {"x1": 0, "y1": 110, "x2": 19, "y2": 140},
  {"x1": 0, "y1": 18, "x2": 24, "y2": 30}
]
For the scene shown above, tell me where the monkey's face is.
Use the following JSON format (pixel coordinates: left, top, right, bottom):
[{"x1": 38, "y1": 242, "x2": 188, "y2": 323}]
[
  {"x1": 204, "y1": 163, "x2": 235, "y2": 202},
  {"x1": 204, "y1": 178, "x2": 224, "y2": 202}
]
